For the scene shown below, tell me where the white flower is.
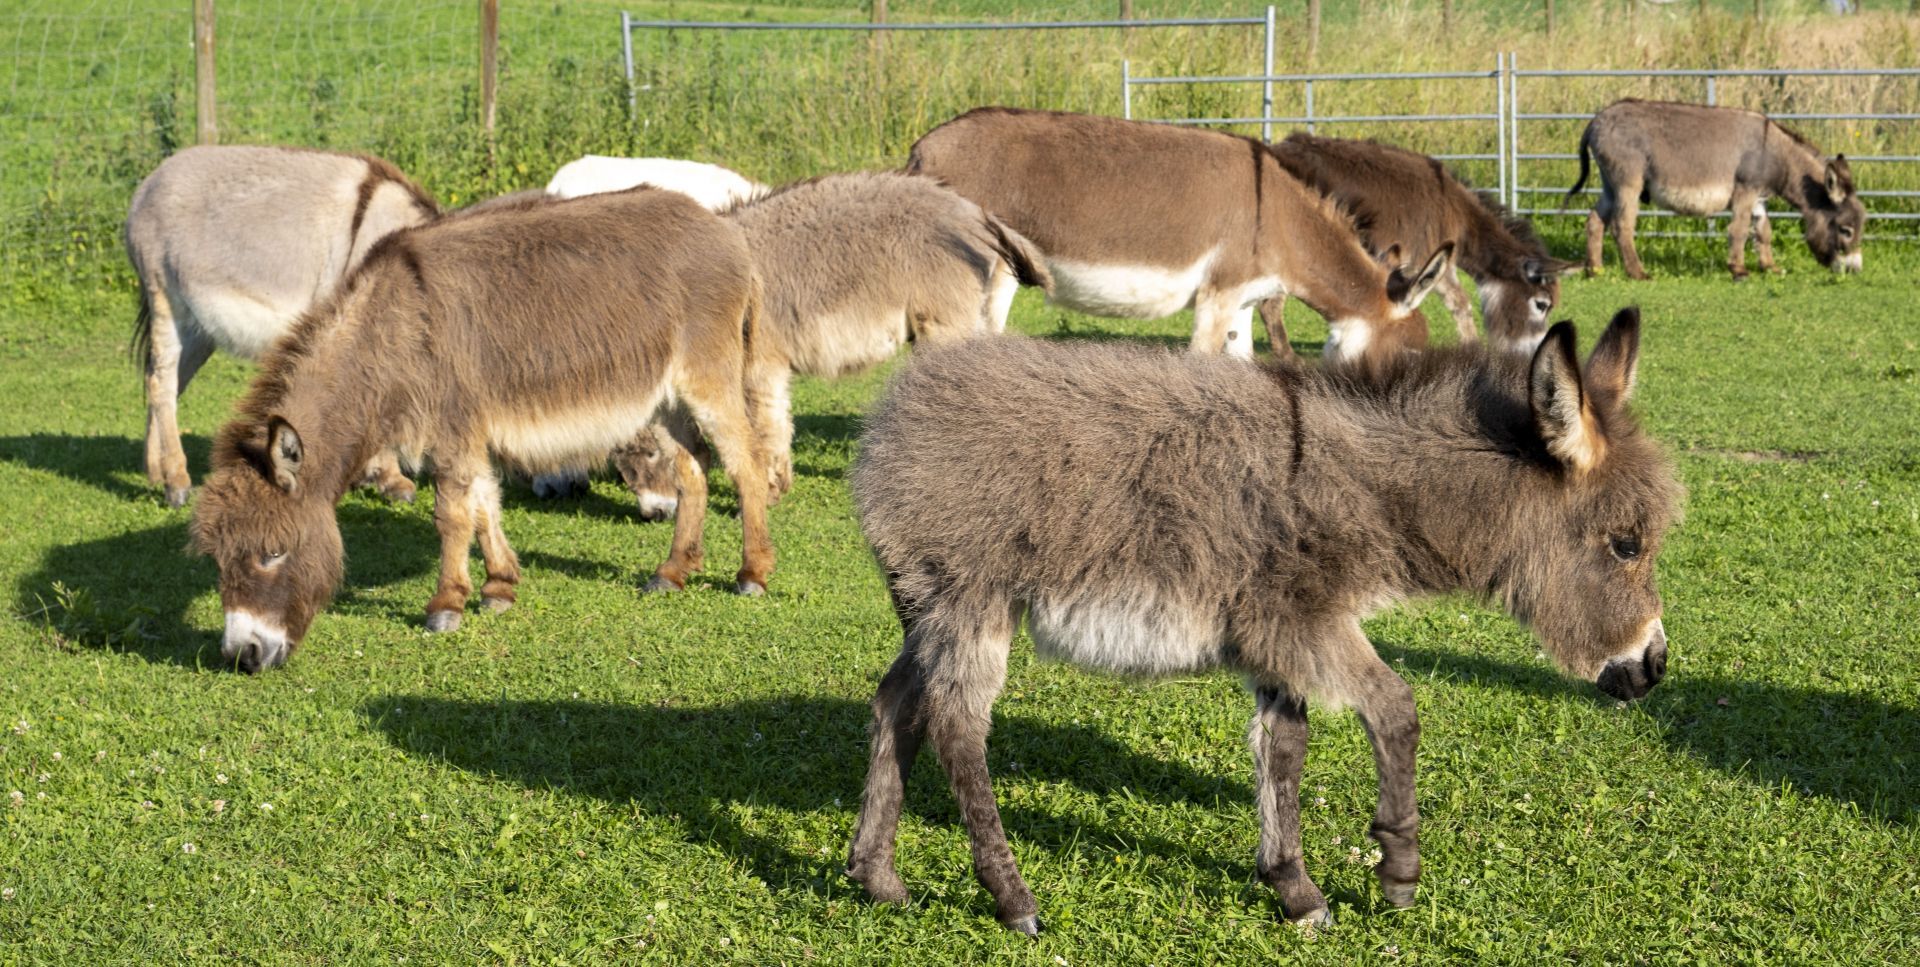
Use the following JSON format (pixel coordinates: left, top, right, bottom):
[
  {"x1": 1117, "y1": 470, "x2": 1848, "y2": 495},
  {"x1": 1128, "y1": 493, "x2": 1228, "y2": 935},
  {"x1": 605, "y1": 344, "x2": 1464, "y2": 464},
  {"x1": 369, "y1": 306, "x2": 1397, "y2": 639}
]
[
  {"x1": 35, "y1": 773, "x2": 48, "y2": 784},
  {"x1": 10, "y1": 721, "x2": 27, "y2": 735},
  {"x1": 259, "y1": 802, "x2": 274, "y2": 812},
  {"x1": 718, "y1": 938, "x2": 731, "y2": 947},
  {"x1": 95, "y1": 750, "x2": 106, "y2": 762},
  {"x1": 140, "y1": 800, "x2": 155, "y2": 809},
  {"x1": 7, "y1": 791, "x2": 22, "y2": 807},
  {"x1": 1, "y1": 887, "x2": 13, "y2": 901},
  {"x1": 181, "y1": 843, "x2": 198, "y2": 854},
  {"x1": 211, "y1": 800, "x2": 226, "y2": 813},
  {"x1": 215, "y1": 774, "x2": 228, "y2": 784},
  {"x1": 51, "y1": 752, "x2": 62, "y2": 761}
]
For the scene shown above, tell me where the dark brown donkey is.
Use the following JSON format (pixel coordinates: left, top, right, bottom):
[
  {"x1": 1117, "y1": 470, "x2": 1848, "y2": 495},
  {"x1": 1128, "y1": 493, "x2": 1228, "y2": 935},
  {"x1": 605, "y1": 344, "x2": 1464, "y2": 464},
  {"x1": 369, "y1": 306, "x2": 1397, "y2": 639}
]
[
  {"x1": 846, "y1": 308, "x2": 1680, "y2": 933},
  {"x1": 1267, "y1": 132, "x2": 1575, "y2": 354},
  {"x1": 1569, "y1": 98, "x2": 1865, "y2": 280},
  {"x1": 908, "y1": 107, "x2": 1452, "y2": 367},
  {"x1": 189, "y1": 188, "x2": 775, "y2": 673}
]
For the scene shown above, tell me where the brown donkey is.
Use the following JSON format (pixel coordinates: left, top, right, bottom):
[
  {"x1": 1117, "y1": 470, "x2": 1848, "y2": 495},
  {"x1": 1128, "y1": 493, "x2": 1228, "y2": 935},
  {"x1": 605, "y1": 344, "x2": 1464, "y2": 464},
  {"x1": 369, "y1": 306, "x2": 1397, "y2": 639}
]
[
  {"x1": 615, "y1": 170, "x2": 1052, "y2": 520},
  {"x1": 126, "y1": 145, "x2": 438, "y2": 507},
  {"x1": 908, "y1": 107, "x2": 1452, "y2": 367},
  {"x1": 190, "y1": 188, "x2": 775, "y2": 673},
  {"x1": 846, "y1": 309, "x2": 1680, "y2": 933},
  {"x1": 1267, "y1": 132, "x2": 1575, "y2": 354},
  {"x1": 1569, "y1": 99, "x2": 1865, "y2": 280}
]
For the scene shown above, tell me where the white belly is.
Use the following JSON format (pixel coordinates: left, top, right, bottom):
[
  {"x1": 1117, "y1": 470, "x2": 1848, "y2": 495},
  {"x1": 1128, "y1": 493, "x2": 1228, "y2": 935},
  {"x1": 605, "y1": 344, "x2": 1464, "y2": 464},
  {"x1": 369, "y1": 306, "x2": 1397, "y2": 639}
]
[
  {"x1": 1651, "y1": 183, "x2": 1734, "y2": 216},
  {"x1": 1045, "y1": 248, "x2": 1217, "y2": 320},
  {"x1": 488, "y1": 394, "x2": 666, "y2": 473},
  {"x1": 1027, "y1": 591, "x2": 1225, "y2": 677},
  {"x1": 178, "y1": 286, "x2": 304, "y2": 360}
]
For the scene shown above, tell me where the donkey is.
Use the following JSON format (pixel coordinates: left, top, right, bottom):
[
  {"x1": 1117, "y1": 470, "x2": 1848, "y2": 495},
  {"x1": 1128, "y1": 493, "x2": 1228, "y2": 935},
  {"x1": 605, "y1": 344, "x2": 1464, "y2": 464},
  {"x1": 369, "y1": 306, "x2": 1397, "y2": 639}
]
[
  {"x1": 189, "y1": 188, "x2": 776, "y2": 673},
  {"x1": 1568, "y1": 99, "x2": 1865, "y2": 280},
  {"x1": 125, "y1": 145, "x2": 439, "y2": 507},
  {"x1": 1266, "y1": 132, "x2": 1575, "y2": 354},
  {"x1": 546, "y1": 155, "x2": 768, "y2": 209},
  {"x1": 611, "y1": 170, "x2": 1052, "y2": 520},
  {"x1": 845, "y1": 308, "x2": 1680, "y2": 933},
  {"x1": 907, "y1": 108, "x2": 1452, "y2": 367}
]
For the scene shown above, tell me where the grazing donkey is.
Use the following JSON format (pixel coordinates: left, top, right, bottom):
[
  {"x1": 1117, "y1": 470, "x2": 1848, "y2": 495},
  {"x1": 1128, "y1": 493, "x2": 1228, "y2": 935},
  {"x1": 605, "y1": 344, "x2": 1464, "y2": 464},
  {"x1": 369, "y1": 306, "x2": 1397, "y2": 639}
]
[
  {"x1": 1267, "y1": 133, "x2": 1575, "y2": 354},
  {"x1": 1568, "y1": 99, "x2": 1864, "y2": 280},
  {"x1": 545, "y1": 155, "x2": 768, "y2": 209},
  {"x1": 126, "y1": 145, "x2": 438, "y2": 506},
  {"x1": 190, "y1": 188, "x2": 775, "y2": 673},
  {"x1": 908, "y1": 108, "x2": 1452, "y2": 367},
  {"x1": 845, "y1": 308, "x2": 1680, "y2": 933},
  {"x1": 613, "y1": 171, "x2": 1053, "y2": 520}
]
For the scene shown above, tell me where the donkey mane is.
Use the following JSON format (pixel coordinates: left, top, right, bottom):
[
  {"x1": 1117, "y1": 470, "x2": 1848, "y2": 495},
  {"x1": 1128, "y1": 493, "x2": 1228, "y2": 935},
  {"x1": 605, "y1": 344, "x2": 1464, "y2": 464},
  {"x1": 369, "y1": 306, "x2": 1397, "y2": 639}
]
[{"x1": 346, "y1": 152, "x2": 440, "y2": 216}]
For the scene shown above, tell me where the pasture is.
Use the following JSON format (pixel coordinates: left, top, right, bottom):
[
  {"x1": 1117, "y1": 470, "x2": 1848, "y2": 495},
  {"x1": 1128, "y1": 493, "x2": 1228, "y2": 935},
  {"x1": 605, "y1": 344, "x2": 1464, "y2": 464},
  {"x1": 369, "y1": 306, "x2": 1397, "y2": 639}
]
[{"x1": 3, "y1": 0, "x2": 1919, "y2": 963}]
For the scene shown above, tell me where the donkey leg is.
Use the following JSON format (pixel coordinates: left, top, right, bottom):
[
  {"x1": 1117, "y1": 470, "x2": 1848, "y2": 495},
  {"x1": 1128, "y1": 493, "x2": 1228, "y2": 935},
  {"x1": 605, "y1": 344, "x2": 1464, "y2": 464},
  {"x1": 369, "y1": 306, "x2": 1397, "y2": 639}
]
[
  {"x1": 923, "y1": 607, "x2": 1038, "y2": 933},
  {"x1": 1754, "y1": 205, "x2": 1780, "y2": 274},
  {"x1": 426, "y1": 467, "x2": 480, "y2": 632},
  {"x1": 144, "y1": 298, "x2": 204, "y2": 507},
  {"x1": 1257, "y1": 296, "x2": 1296, "y2": 361},
  {"x1": 1348, "y1": 653, "x2": 1422, "y2": 909},
  {"x1": 470, "y1": 472, "x2": 521, "y2": 613},
  {"x1": 846, "y1": 643, "x2": 929, "y2": 905},
  {"x1": 680, "y1": 368, "x2": 776, "y2": 594},
  {"x1": 745, "y1": 364, "x2": 795, "y2": 503},
  {"x1": 1726, "y1": 190, "x2": 1757, "y2": 281},
  {"x1": 1251, "y1": 685, "x2": 1328, "y2": 924},
  {"x1": 1613, "y1": 185, "x2": 1650, "y2": 281},
  {"x1": 985, "y1": 261, "x2": 1019, "y2": 334},
  {"x1": 644, "y1": 434, "x2": 709, "y2": 593},
  {"x1": 1190, "y1": 291, "x2": 1251, "y2": 359},
  {"x1": 359, "y1": 449, "x2": 416, "y2": 504},
  {"x1": 1584, "y1": 209, "x2": 1608, "y2": 277},
  {"x1": 1438, "y1": 268, "x2": 1477, "y2": 344}
]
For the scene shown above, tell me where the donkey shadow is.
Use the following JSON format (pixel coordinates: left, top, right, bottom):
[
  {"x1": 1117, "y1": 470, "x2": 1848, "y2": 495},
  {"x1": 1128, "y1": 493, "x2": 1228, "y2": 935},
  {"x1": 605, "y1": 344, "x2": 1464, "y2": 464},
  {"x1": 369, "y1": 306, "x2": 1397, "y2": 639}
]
[
  {"x1": 0, "y1": 432, "x2": 204, "y2": 505},
  {"x1": 1377, "y1": 641, "x2": 1920, "y2": 826},
  {"x1": 364, "y1": 694, "x2": 1256, "y2": 902}
]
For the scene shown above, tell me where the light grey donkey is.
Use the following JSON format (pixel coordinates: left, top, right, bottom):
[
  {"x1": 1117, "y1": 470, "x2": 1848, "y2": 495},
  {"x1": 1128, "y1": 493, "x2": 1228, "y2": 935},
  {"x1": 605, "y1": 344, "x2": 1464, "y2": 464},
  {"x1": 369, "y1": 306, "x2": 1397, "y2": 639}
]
[{"x1": 125, "y1": 145, "x2": 438, "y2": 506}]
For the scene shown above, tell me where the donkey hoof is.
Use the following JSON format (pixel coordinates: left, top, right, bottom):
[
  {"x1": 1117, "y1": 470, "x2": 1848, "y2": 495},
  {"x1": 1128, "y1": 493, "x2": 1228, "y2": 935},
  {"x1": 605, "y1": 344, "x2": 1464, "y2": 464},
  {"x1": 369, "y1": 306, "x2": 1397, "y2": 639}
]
[
  {"x1": 382, "y1": 481, "x2": 417, "y2": 504},
  {"x1": 425, "y1": 610, "x2": 463, "y2": 633},
  {"x1": 164, "y1": 486, "x2": 193, "y2": 508},
  {"x1": 1291, "y1": 906, "x2": 1333, "y2": 928},
  {"x1": 1000, "y1": 914, "x2": 1043, "y2": 937},
  {"x1": 482, "y1": 595, "x2": 513, "y2": 614},
  {"x1": 1730, "y1": 272, "x2": 1750, "y2": 283},
  {"x1": 642, "y1": 575, "x2": 683, "y2": 594},
  {"x1": 848, "y1": 867, "x2": 910, "y2": 905},
  {"x1": 734, "y1": 579, "x2": 766, "y2": 597},
  {"x1": 1380, "y1": 879, "x2": 1417, "y2": 909}
]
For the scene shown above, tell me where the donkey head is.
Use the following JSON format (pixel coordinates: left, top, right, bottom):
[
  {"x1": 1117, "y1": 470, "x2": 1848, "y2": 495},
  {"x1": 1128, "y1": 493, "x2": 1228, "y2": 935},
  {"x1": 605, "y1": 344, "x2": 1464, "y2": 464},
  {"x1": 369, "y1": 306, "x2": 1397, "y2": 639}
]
[
  {"x1": 190, "y1": 416, "x2": 344, "y2": 673},
  {"x1": 1325, "y1": 243, "x2": 1454, "y2": 369},
  {"x1": 1504, "y1": 308, "x2": 1682, "y2": 701},
  {"x1": 1480, "y1": 256, "x2": 1577, "y2": 355},
  {"x1": 1801, "y1": 156, "x2": 1864, "y2": 274}
]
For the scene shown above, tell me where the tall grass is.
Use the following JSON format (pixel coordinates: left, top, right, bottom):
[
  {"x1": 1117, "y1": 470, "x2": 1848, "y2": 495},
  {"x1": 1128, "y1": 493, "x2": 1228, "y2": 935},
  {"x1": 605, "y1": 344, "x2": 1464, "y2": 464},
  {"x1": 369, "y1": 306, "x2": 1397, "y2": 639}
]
[{"x1": 2, "y1": 0, "x2": 1915, "y2": 311}]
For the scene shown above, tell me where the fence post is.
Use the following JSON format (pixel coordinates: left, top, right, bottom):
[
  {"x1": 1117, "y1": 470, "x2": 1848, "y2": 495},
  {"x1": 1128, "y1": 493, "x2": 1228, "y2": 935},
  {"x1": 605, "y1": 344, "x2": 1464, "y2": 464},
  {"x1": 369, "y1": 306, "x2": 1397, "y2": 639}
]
[
  {"x1": 1306, "y1": 0, "x2": 1320, "y2": 66},
  {"x1": 1546, "y1": 0, "x2": 1555, "y2": 36},
  {"x1": 480, "y1": 0, "x2": 498, "y2": 136},
  {"x1": 872, "y1": 0, "x2": 887, "y2": 60},
  {"x1": 1705, "y1": 74, "x2": 1716, "y2": 106},
  {"x1": 1507, "y1": 52, "x2": 1520, "y2": 210},
  {"x1": 1304, "y1": 80, "x2": 1314, "y2": 134},
  {"x1": 1443, "y1": 0, "x2": 1454, "y2": 33},
  {"x1": 1120, "y1": 0, "x2": 1133, "y2": 18},
  {"x1": 194, "y1": 0, "x2": 216, "y2": 145},
  {"x1": 1262, "y1": 5, "x2": 1275, "y2": 142},
  {"x1": 1495, "y1": 51, "x2": 1506, "y2": 213},
  {"x1": 1122, "y1": 59, "x2": 1132, "y2": 120},
  {"x1": 621, "y1": 11, "x2": 635, "y2": 114}
]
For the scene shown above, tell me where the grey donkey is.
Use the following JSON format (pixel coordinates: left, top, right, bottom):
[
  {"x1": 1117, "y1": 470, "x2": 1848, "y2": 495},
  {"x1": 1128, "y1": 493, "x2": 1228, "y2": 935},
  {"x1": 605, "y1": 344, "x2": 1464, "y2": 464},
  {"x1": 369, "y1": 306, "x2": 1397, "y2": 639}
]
[
  {"x1": 613, "y1": 170, "x2": 1051, "y2": 520},
  {"x1": 125, "y1": 145, "x2": 437, "y2": 506},
  {"x1": 845, "y1": 308, "x2": 1681, "y2": 933},
  {"x1": 1568, "y1": 98, "x2": 1864, "y2": 280}
]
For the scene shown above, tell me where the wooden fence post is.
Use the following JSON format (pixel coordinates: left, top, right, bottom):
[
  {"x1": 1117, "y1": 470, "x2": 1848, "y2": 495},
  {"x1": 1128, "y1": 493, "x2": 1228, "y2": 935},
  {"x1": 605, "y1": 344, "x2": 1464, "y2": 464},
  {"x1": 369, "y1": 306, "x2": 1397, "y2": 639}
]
[
  {"x1": 1546, "y1": 0, "x2": 1556, "y2": 36},
  {"x1": 872, "y1": 0, "x2": 887, "y2": 61},
  {"x1": 1443, "y1": 0, "x2": 1454, "y2": 34},
  {"x1": 1120, "y1": 1, "x2": 1133, "y2": 19},
  {"x1": 194, "y1": 0, "x2": 216, "y2": 145},
  {"x1": 480, "y1": 0, "x2": 498, "y2": 136},
  {"x1": 1306, "y1": 0, "x2": 1319, "y2": 66}
]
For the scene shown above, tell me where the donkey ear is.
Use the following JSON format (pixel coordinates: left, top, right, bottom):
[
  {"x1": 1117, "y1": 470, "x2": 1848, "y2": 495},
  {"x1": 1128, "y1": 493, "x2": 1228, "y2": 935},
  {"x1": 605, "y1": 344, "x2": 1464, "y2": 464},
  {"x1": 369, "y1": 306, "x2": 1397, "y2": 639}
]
[
  {"x1": 266, "y1": 416, "x2": 304, "y2": 495},
  {"x1": 1584, "y1": 307, "x2": 1642, "y2": 411},
  {"x1": 1523, "y1": 257, "x2": 1579, "y2": 285},
  {"x1": 1825, "y1": 156, "x2": 1853, "y2": 202},
  {"x1": 1391, "y1": 242, "x2": 1454, "y2": 311},
  {"x1": 1375, "y1": 243, "x2": 1404, "y2": 269},
  {"x1": 1530, "y1": 321, "x2": 1605, "y2": 474}
]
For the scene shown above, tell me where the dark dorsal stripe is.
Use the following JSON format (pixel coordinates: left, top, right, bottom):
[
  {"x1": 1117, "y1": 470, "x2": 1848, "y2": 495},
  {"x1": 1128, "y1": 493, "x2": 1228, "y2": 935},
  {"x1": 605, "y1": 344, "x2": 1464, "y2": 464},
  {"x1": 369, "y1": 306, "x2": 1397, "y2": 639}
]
[{"x1": 347, "y1": 155, "x2": 439, "y2": 255}]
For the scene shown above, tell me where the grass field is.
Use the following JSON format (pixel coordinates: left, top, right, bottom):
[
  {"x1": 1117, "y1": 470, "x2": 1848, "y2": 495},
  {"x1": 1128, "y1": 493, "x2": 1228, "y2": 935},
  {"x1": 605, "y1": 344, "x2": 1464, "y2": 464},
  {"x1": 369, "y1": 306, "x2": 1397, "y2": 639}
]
[
  {"x1": 3, "y1": 234, "x2": 1918, "y2": 962},
  {"x1": 3, "y1": 1, "x2": 1919, "y2": 963}
]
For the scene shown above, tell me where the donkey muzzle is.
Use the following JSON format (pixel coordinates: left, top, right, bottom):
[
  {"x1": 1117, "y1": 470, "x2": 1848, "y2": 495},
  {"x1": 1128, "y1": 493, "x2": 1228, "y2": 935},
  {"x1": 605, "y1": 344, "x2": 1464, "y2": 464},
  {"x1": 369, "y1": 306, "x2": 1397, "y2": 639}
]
[
  {"x1": 222, "y1": 610, "x2": 290, "y2": 675},
  {"x1": 1836, "y1": 252, "x2": 1862, "y2": 275},
  {"x1": 1597, "y1": 619, "x2": 1668, "y2": 701}
]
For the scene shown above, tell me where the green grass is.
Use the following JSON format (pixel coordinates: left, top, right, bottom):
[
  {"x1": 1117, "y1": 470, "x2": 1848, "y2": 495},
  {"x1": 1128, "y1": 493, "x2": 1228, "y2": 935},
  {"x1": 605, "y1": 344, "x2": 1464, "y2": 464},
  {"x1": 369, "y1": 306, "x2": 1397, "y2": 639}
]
[{"x1": 3, "y1": 242, "x2": 1919, "y2": 961}]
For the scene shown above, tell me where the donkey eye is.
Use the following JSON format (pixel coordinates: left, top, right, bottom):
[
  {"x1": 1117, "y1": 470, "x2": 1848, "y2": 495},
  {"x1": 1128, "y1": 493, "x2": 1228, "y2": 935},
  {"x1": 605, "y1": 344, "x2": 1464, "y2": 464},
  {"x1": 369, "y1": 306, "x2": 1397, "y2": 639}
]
[
  {"x1": 259, "y1": 551, "x2": 287, "y2": 568},
  {"x1": 1609, "y1": 536, "x2": 1641, "y2": 562},
  {"x1": 1838, "y1": 226, "x2": 1855, "y2": 240}
]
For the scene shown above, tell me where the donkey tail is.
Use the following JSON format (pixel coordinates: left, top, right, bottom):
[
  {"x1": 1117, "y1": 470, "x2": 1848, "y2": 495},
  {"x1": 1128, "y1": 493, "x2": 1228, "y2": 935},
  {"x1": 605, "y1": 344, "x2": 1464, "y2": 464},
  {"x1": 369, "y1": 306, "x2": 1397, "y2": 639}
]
[
  {"x1": 130, "y1": 286, "x2": 155, "y2": 371},
  {"x1": 985, "y1": 215, "x2": 1053, "y2": 293},
  {"x1": 1562, "y1": 122, "x2": 1595, "y2": 213}
]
